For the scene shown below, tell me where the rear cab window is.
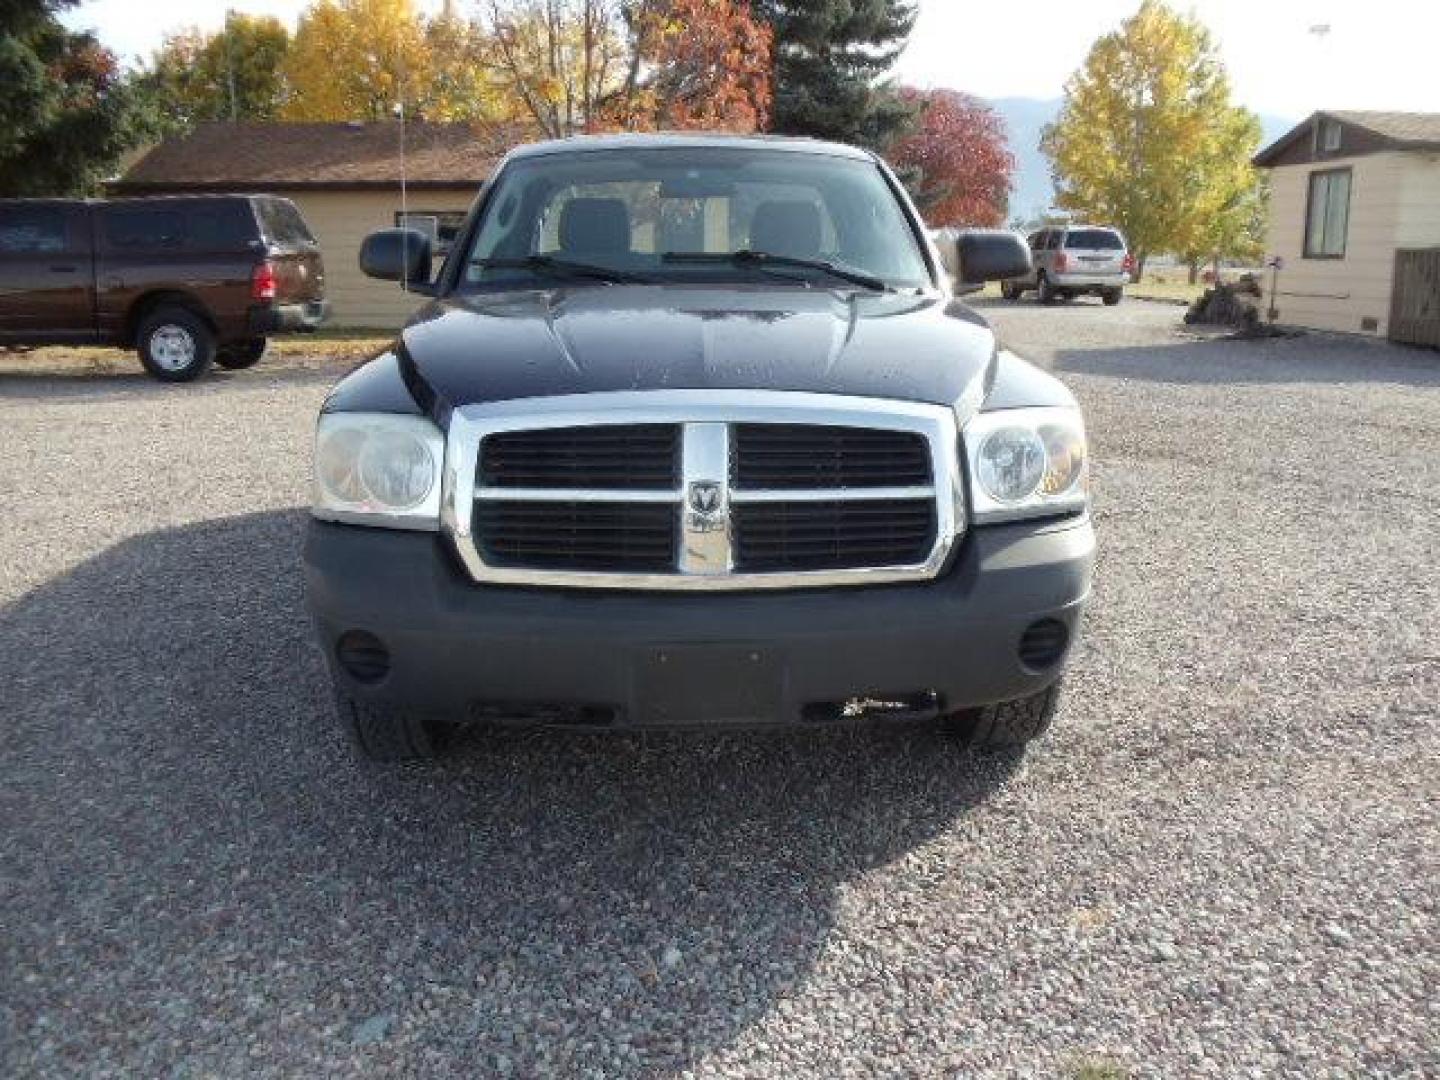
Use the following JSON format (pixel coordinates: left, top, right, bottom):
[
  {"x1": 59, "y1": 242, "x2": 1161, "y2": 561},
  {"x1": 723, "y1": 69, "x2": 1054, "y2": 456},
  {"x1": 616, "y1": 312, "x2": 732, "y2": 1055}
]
[
  {"x1": 255, "y1": 198, "x2": 317, "y2": 249},
  {"x1": 1064, "y1": 229, "x2": 1125, "y2": 251}
]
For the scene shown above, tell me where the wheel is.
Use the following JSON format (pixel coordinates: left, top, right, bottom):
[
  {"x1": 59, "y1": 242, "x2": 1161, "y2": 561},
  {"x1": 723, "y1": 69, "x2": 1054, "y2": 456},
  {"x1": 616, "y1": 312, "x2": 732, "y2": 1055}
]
[
  {"x1": 1036, "y1": 274, "x2": 1057, "y2": 305},
  {"x1": 215, "y1": 337, "x2": 268, "y2": 370},
  {"x1": 942, "y1": 681, "x2": 1064, "y2": 751},
  {"x1": 136, "y1": 306, "x2": 215, "y2": 382},
  {"x1": 336, "y1": 690, "x2": 450, "y2": 761},
  {"x1": 1102, "y1": 287, "x2": 1124, "y2": 306},
  {"x1": 1000, "y1": 282, "x2": 1020, "y2": 301}
]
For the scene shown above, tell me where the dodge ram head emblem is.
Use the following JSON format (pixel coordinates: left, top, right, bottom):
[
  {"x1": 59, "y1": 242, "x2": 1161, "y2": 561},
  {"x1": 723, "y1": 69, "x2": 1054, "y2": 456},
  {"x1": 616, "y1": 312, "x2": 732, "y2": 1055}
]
[{"x1": 688, "y1": 481, "x2": 722, "y2": 514}]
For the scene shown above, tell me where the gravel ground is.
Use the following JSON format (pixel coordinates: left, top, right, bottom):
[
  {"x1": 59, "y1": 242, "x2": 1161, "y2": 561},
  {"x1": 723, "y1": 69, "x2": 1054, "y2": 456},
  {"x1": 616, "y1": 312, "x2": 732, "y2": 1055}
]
[{"x1": 2, "y1": 300, "x2": 1437, "y2": 1078}]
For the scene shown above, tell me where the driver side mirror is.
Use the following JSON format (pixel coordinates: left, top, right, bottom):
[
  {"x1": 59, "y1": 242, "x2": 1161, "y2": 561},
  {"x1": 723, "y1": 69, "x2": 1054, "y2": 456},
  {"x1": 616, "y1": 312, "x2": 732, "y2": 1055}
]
[
  {"x1": 944, "y1": 229, "x2": 1032, "y2": 287},
  {"x1": 359, "y1": 228, "x2": 434, "y2": 292}
]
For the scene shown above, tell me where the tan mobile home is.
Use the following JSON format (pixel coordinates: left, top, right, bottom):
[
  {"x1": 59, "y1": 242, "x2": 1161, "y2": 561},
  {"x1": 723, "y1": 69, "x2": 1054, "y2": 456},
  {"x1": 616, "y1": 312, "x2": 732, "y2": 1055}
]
[{"x1": 1254, "y1": 111, "x2": 1440, "y2": 345}]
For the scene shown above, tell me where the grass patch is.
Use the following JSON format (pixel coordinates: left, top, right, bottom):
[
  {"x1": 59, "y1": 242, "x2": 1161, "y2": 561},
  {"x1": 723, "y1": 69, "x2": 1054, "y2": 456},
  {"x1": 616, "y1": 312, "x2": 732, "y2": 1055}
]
[{"x1": 1071, "y1": 1057, "x2": 1131, "y2": 1080}]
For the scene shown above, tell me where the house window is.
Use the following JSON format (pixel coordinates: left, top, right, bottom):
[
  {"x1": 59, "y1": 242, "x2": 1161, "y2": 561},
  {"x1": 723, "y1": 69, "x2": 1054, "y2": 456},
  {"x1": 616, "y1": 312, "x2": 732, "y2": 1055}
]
[
  {"x1": 1304, "y1": 168, "x2": 1350, "y2": 259},
  {"x1": 1317, "y1": 119, "x2": 1342, "y2": 154},
  {"x1": 396, "y1": 210, "x2": 467, "y2": 256}
]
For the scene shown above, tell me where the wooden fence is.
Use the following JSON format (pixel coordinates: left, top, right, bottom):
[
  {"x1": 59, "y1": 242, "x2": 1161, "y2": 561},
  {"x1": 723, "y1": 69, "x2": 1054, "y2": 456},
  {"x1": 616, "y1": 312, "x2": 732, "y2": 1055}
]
[{"x1": 1389, "y1": 247, "x2": 1440, "y2": 348}]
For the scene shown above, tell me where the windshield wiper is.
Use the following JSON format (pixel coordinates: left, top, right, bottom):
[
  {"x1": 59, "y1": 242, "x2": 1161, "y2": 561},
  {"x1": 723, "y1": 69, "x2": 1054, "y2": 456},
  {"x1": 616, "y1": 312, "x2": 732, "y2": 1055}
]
[
  {"x1": 473, "y1": 256, "x2": 651, "y2": 284},
  {"x1": 661, "y1": 250, "x2": 889, "y2": 292}
]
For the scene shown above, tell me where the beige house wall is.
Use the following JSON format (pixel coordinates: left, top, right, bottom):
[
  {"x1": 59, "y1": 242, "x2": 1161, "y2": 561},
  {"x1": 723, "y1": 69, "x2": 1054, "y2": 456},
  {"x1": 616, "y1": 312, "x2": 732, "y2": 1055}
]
[
  {"x1": 1265, "y1": 150, "x2": 1440, "y2": 336},
  {"x1": 286, "y1": 187, "x2": 479, "y2": 329}
]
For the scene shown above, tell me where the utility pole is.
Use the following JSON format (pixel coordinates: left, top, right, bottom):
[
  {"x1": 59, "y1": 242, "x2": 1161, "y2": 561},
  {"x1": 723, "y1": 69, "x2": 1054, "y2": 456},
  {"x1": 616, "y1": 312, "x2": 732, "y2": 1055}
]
[
  {"x1": 396, "y1": 99, "x2": 409, "y2": 290},
  {"x1": 225, "y1": 8, "x2": 238, "y2": 123}
]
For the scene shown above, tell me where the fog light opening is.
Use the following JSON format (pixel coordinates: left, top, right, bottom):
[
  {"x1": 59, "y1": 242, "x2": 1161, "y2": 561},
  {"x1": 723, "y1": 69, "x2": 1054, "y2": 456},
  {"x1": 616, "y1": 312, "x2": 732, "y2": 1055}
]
[
  {"x1": 1018, "y1": 618, "x2": 1069, "y2": 670},
  {"x1": 336, "y1": 630, "x2": 390, "y2": 684}
]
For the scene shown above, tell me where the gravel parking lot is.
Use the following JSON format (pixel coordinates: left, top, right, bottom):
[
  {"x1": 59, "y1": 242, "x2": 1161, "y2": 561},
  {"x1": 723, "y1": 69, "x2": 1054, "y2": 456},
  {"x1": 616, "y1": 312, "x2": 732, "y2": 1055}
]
[{"x1": 3, "y1": 299, "x2": 1437, "y2": 1078}]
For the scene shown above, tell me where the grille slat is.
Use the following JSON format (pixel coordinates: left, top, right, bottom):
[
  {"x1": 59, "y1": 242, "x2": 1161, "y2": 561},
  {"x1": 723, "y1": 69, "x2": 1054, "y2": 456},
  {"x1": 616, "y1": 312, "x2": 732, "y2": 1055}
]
[
  {"x1": 733, "y1": 424, "x2": 932, "y2": 490},
  {"x1": 482, "y1": 425, "x2": 680, "y2": 490},
  {"x1": 475, "y1": 501, "x2": 676, "y2": 571},
  {"x1": 733, "y1": 499, "x2": 936, "y2": 572}
]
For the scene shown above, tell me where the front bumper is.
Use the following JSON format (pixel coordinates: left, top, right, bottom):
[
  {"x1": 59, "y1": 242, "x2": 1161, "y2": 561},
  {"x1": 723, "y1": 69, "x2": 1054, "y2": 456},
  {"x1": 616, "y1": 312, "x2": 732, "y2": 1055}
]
[
  {"x1": 248, "y1": 299, "x2": 330, "y2": 334},
  {"x1": 305, "y1": 515, "x2": 1095, "y2": 727}
]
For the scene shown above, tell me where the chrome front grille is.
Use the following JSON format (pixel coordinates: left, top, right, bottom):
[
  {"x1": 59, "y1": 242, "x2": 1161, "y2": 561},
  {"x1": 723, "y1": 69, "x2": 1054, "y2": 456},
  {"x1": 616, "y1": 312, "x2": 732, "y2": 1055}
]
[{"x1": 444, "y1": 391, "x2": 963, "y2": 590}]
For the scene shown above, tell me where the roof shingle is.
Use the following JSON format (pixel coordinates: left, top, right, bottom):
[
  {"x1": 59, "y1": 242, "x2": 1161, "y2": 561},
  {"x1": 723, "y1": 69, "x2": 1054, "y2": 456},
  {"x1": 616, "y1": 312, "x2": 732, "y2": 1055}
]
[
  {"x1": 113, "y1": 121, "x2": 517, "y2": 190},
  {"x1": 1323, "y1": 110, "x2": 1440, "y2": 145}
]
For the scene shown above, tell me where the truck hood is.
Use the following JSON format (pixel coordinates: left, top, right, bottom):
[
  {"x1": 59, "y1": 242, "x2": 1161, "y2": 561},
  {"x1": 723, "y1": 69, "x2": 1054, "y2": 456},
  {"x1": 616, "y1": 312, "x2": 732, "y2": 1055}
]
[{"x1": 395, "y1": 286, "x2": 996, "y2": 418}]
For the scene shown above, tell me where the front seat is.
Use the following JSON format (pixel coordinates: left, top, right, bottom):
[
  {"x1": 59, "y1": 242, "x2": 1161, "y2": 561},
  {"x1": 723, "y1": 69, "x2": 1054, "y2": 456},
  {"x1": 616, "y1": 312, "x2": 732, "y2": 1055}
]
[
  {"x1": 558, "y1": 198, "x2": 632, "y2": 258},
  {"x1": 749, "y1": 200, "x2": 824, "y2": 259}
]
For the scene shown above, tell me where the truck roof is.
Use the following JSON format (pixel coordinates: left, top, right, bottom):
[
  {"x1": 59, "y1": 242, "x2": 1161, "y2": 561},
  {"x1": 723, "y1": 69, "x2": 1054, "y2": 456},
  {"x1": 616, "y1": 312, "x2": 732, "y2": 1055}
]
[{"x1": 504, "y1": 132, "x2": 878, "y2": 164}]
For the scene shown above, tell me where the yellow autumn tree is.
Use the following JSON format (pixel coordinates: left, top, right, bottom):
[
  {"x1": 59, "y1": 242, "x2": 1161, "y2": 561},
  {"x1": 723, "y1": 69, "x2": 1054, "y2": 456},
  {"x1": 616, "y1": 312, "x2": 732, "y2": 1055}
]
[
  {"x1": 1040, "y1": 0, "x2": 1262, "y2": 277},
  {"x1": 282, "y1": 0, "x2": 501, "y2": 122}
]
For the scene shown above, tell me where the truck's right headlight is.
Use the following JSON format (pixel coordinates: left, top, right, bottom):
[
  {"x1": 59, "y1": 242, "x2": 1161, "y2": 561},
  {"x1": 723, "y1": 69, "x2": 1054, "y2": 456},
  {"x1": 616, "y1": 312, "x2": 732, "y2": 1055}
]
[
  {"x1": 963, "y1": 406, "x2": 1088, "y2": 523},
  {"x1": 312, "y1": 412, "x2": 445, "y2": 531}
]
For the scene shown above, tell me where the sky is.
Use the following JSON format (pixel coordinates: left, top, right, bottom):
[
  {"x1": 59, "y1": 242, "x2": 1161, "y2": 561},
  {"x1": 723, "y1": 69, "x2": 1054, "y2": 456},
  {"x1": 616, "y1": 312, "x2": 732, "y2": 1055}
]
[{"x1": 60, "y1": 0, "x2": 1440, "y2": 121}]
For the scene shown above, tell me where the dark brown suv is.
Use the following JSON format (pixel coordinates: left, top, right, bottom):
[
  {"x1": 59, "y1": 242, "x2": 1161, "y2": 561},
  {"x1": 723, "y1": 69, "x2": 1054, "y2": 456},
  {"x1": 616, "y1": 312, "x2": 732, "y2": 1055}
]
[{"x1": 0, "y1": 194, "x2": 328, "y2": 381}]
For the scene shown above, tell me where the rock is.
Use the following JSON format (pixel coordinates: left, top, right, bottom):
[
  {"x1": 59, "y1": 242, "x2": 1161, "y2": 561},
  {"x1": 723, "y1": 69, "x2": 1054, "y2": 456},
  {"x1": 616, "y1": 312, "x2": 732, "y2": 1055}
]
[
  {"x1": 661, "y1": 944, "x2": 683, "y2": 970},
  {"x1": 352, "y1": 1012, "x2": 397, "y2": 1046},
  {"x1": 1323, "y1": 923, "x2": 1353, "y2": 946}
]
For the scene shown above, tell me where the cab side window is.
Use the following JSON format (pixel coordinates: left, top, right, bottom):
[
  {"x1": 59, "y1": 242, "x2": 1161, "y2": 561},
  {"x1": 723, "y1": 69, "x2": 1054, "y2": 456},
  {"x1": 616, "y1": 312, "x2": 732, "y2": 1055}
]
[
  {"x1": 185, "y1": 204, "x2": 253, "y2": 250},
  {"x1": 103, "y1": 208, "x2": 185, "y2": 251},
  {"x1": 0, "y1": 206, "x2": 67, "y2": 253}
]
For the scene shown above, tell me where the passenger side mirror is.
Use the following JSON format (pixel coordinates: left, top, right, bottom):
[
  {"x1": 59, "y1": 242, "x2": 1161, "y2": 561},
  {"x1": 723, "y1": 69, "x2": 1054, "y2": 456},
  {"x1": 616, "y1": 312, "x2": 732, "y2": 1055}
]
[
  {"x1": 359, "y1": 228, "x2": 434, "y2": 290},
  {"x1": 952, "y1": 229, "x2": 1032, "y2": 286}
]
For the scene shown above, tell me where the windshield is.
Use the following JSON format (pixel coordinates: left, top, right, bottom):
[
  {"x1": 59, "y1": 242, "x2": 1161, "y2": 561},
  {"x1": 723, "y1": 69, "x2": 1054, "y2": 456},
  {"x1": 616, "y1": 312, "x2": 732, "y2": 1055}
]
[{"x1": 457, "y1": 147, "x2": 932, "y2": 291}]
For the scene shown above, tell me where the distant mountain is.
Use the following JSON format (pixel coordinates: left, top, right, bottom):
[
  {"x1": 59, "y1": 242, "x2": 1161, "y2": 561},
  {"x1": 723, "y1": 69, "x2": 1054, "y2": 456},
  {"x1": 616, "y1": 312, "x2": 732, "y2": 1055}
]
[{"x1": 986, "y1": 96, "x2": 1298, "y2": 224}]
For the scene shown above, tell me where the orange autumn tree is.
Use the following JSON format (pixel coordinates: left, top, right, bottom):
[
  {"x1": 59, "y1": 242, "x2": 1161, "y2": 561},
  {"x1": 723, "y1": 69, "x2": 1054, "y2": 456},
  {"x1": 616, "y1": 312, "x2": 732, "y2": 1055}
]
[{"x1": 607, "y1": 0, "x2": 772, "y2": 131}]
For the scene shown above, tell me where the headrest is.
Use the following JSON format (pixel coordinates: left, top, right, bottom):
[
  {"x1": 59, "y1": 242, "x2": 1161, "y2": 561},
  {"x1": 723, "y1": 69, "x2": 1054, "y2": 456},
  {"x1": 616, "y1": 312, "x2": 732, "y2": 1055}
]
[
  {"x1": 750, "y1": 200, "x2": 823, "y2": 259},
  {"x1": 559, "y1": 198, "x2": 631, "y2": 255}
]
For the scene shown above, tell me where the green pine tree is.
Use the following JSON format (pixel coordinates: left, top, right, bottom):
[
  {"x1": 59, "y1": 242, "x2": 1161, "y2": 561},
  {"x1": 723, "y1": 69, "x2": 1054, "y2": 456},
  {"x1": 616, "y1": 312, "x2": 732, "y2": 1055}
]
[
  {"x1": 0, "y1": 1, "x2": 159, "y2": 196},
  {"x1": 752, "y1": 0, "x2": 918, "y2": 149}
]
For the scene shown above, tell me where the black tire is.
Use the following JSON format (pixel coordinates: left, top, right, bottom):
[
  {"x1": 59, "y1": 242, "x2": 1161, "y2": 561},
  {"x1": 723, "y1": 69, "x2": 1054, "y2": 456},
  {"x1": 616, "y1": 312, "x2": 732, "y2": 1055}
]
[
  {"x1": 215, "y1": 337, "x2": 268, "y2": 370},
  {"x1": 336, "y1": 690, "x2": 449, "y2": 762},
  {"x1": 1102, "y1": 287, "x2": 1124, "y2": 306},
  {"x1": 135, "y1": 306, "x2": 215, "y2": 382},
  {"x1": 942, "y1": 681, "x2": 1064, "y2": 750},
  {"x1": 1036, "y1": 274, "x2": 1057, "y2": 305}
]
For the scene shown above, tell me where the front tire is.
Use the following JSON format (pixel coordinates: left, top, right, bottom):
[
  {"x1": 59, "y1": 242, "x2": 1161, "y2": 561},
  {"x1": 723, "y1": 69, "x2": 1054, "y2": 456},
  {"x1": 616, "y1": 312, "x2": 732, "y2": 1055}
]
[
  {"x1": 943, "y1": 681, "x2": 1064, "y2": 750},
  {"x1": 337, "y1": 691, "x2": 449, "y2": 761},
  {"x1": 136, "y1": 306, "x2": 215, "y2": 382},
  {"x1": 215, "y1": 337, "x2": 268, "y2": 370}
]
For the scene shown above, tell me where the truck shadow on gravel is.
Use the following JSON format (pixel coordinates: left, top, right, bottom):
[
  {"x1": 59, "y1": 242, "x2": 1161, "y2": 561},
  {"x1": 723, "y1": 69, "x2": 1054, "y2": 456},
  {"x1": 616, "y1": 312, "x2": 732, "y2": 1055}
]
[
  {"x1": 1052, "y1": 334, "x2": 1440, "y2": 387},
  {"x1": 2, "y1": 510, "x2": 1019, "y2": 1076},
  {"x1": 0, "y1": 363, "x2": 350, "y2": 402}
]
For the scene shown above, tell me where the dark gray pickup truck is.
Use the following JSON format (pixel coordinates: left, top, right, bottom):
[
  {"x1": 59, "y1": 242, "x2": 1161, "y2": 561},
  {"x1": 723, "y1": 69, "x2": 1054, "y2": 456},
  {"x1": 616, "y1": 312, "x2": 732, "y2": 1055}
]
[{"x1": 305, "y1": 134, "x2": 1094, "y2": 760}]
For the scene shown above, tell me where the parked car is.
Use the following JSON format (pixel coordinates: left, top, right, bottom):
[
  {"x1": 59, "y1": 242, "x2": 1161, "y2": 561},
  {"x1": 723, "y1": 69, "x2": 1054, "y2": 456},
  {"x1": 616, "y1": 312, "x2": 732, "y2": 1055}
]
[
  {"x1": 305, "y1": 134, "x2": 1093, "y2": 761},
  {"x1": 0, "y1": 195, "x2": 328, "y2": 381},
  {"x1": 1002, "y1": 225, "x2": 1132, "y2": 305}
]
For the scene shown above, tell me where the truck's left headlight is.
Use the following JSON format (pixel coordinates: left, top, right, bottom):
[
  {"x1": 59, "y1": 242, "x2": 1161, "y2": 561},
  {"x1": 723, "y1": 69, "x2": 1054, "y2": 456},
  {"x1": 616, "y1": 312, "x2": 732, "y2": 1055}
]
[
  {"x1": 963, "y1": 406, "x2": 1088, "y2": 523},
  {"x1": 312, "y1": 413, "x2": 445, "y2": 531}
]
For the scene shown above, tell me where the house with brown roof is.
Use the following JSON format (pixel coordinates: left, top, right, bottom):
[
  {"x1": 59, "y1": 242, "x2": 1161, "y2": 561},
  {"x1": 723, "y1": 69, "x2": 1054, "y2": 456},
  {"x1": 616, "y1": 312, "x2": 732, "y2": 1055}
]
[
  {"x1": 111, "y1": 121, "x2": 513, "y2": 327},
  {"x1": 1254, "y1": 111, "x2": 1440, "y2": 344}
]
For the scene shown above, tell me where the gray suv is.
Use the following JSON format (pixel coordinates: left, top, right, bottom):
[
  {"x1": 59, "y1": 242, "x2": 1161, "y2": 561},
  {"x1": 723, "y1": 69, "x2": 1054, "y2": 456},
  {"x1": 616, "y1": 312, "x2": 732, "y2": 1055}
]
[{"x1": 1003, "y1": 226, "x2": 1131, "y2": 305}]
